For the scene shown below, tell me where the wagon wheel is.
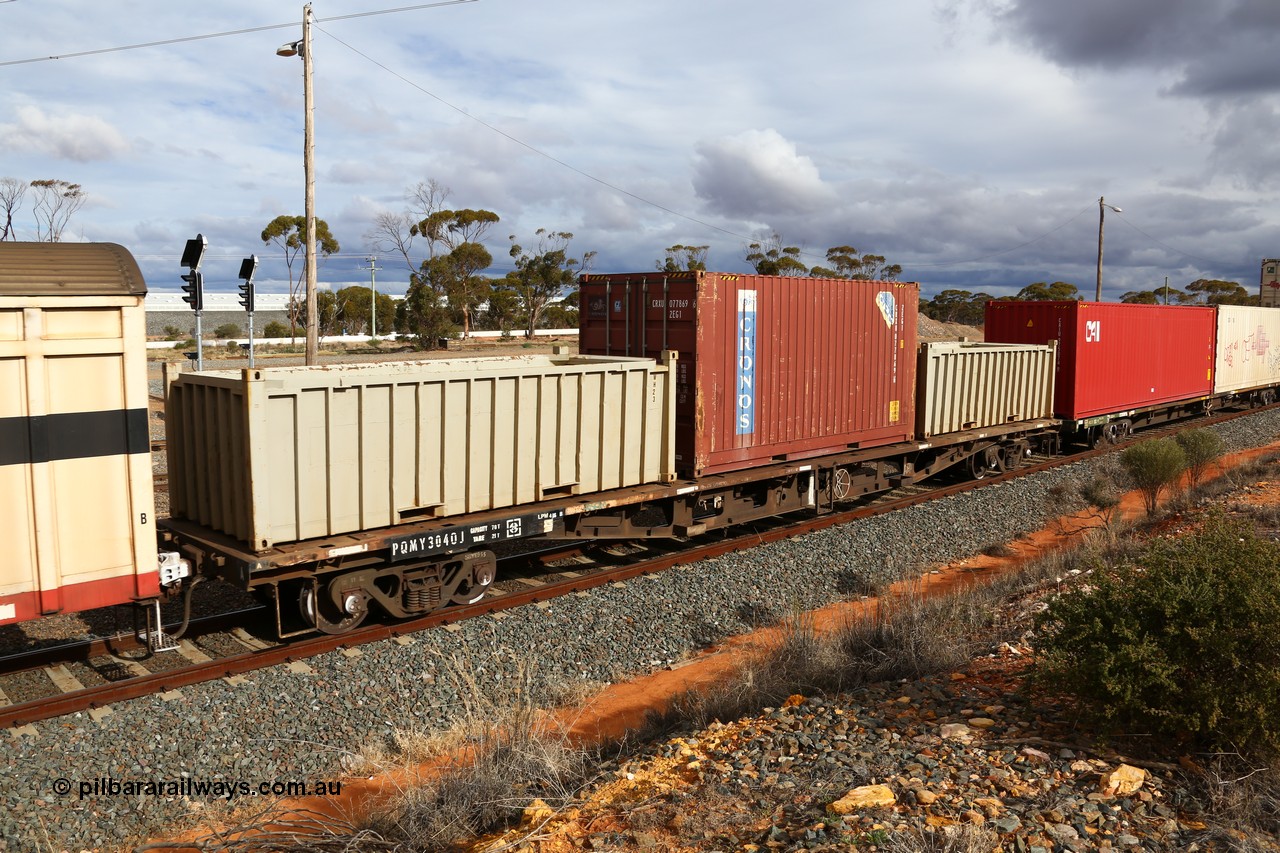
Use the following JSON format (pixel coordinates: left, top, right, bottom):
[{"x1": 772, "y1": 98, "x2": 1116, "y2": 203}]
[
  {"x1": 299, "y1": 581, "x2": 369, "y2": 635},
  {"x1": 447, "y1": 558, "x2": 497, "y2": 606},
  {"x1": 830, "y1": 467, "x2": 854, "y2": 501},
  {"x1": 1094, "y1": 421, "x2": 1127, "y2": 447},
  {"x1": 968, "y1": 447, "x2": 1002, "y2": 480}
]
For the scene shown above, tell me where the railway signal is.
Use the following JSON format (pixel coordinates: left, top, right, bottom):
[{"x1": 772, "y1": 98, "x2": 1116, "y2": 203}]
[
  {"x1": 238, "y1": 255, "x2": 258, "y2": 368},
  {"x1": 179, "y1": 234, "x2": 207, "y2": 370}
]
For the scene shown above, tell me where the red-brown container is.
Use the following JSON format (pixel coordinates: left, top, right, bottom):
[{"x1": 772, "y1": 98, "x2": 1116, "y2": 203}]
[
  {"x1": 984, "y1": 301, "x2": 1216, "y2": 421},
  {"x1": 579, "y1": 271, "x2": 918, "y2": 477}
]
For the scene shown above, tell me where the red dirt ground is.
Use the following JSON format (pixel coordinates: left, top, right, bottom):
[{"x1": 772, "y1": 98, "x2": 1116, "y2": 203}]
[{"x1": 146, "y1": 439, "x2": 1280, "y2": 851}]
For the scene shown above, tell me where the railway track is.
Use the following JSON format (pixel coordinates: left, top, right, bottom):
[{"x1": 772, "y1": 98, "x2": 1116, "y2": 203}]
[{"x1": 4, "y1": 401, "x2": 1275, "y2": 730}]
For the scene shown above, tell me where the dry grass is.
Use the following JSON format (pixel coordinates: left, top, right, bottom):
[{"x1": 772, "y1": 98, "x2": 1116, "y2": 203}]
[
  {"x1": 877, "y1": 824, "x2": 1001, "y2": 852},
  {"x1": 156, "y1": 656, "x2": 610, "y2": 853},
  {"x1": 1183, "y1": 754, "x2": 1280, "y2": 851},
  {"x1": 149, "y1": 452, "x2": 1280, "y2": 851},
  {"x1": 349, "y1": 658, "x2": 607, "y2": 852}
]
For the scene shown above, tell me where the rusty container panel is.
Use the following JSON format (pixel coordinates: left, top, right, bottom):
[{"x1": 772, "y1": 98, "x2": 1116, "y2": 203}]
[
  {"x1": 1213, "y1": 305, "x2": 1280, "y2": 394},
  {"x1": 166, "y1": 354, "x2": 676, "y2": 550},
  {"x1": 579, "y1": 271, "x2": 917, "y2": 477},
  {"x1": 0, "y1": 242, "x2": 157, "y2": 628},
  {"x1": 984, "y1": 301, "x2": 1216, "y2": 421},
  {"x1": 916, "y1": 341, "x2": 1056, "y2": 438}
]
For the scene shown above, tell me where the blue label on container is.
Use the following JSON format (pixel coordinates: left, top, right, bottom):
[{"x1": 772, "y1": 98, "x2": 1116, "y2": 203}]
[
  {"x1": 736, "y1": 289, "x2": 757, "y2": 436},
  {"x1": 876, "y1": 291, "x2": 896, "y2": 327}
]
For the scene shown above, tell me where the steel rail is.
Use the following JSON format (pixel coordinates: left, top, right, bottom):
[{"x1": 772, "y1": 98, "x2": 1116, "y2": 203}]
[
  {"x1": 0, "y1": 608, "x2": 265, "y2": 678},
  {"x1": 4, "y1": 402, "x2": 1275, "y2": 729}
]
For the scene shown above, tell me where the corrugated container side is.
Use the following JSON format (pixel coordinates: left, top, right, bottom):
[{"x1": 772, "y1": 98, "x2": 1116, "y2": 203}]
[
  {"x1": 1, "y1": 274, "x2": 157, "y2": 626},
  {"x1": 1262, "y1": 260, "x2": 1280, "y2": 309},
  {"x1": 579, "y1": 272, "x2": 918, "y2": 477},
  {"x1": 984, "y1": 301, "x2": 1216, "y2": 420},
  {"x1": 1213, "y1": 305, "x2": 1280, "y2": 394},
  {"x1": 916, "y1": 342, "x2": 1056, "y2": 437},
  {"x1": 167, "y1": 355, "x2": 675, "y2": 550}
]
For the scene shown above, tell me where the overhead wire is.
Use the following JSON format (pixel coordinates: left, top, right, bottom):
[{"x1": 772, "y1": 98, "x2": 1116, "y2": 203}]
[
  {"x1": 905, "y1": 205, "x2": 1094, "y2": 268},
  {"x1": 0, "y1": 1, "x2": 477, "y2": 67},
  {"x1": 314, "y1": 23, "x2": 757, "y2": 247},
  {"x1": 2, "y1": 5, "x2": 1238, "y2": 277},
  {"x1": 1109, "y1": 215, "x2": 1238, "y2": 270}
]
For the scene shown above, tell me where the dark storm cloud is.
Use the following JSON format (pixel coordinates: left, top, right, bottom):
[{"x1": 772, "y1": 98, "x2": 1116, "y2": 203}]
[
  {"x1": 1211, "y1": 105, "x2": 1280, "y2": 186},
  {"x1": 995, "y1": 0, "x2": 1280, "y2": 97}
]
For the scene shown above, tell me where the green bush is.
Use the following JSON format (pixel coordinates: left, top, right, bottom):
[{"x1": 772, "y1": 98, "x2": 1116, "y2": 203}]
[
  {"x1": 1120, "y1": 438, "x2": 1186, "y2": 515},
  {"x1": 1033, "y1": 514, "x2": 1280, "y2": 755},
  {"x1": 1176, "y1": 428, "x2": 1224, "y2": 488},
  {"x1": 212, "y1": 322, "x2": 242, "y2": 339},
  {"x1": 261, "y1": 320, "x2": 290, "y2": 338}
]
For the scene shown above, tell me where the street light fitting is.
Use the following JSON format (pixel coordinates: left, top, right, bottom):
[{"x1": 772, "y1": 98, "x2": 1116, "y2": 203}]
[
  {"x1": 1103, "y1": 202, "x2": 1122, "y2": 214},
  {"x1": 276, "y1": 40, "x2": 303, "y2": 57}
]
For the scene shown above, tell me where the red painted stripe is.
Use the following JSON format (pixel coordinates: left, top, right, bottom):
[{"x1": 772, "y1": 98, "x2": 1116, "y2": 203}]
[{"x1": 0, "y1": 572, "x2": 160, "y2": 626}]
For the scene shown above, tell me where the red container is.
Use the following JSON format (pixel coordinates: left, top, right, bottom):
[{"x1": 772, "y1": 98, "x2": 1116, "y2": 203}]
[
  {"x1": 984, "y1": 301, "x2": 1216, "y2": 421},
  {"x1": 579, "y1": 271, "x2": 918, "y2": 477}
]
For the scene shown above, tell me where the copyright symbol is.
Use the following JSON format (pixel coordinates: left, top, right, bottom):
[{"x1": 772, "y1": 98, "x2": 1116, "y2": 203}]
[{"x1": 52, "y1": 778, "x2": 72, "y2": 796}]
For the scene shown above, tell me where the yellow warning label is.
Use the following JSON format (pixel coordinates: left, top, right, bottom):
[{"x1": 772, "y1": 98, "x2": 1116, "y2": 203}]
[
  {"x1": 889, "y1": 400, "x2": 900, "y2": 422},
  {"x1": 1026, "y1": 319, "x2": 1034, "y2": 327}
]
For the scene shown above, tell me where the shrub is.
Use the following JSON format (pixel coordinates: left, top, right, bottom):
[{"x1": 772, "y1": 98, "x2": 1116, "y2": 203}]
[
  {"x1": 1032, "y1": 514, "x2": 1280, "y2": 755},
  {"x1": 1119, "y1": 438, "x2": 1186, "y2": 515},
  {"x1": 1176, "y1": 428, "x2": 1224, "y2": 489},
  {"x1": 1078, "y1": 474, "x2": 1123, "y2": 526},
  {"x1": 261, "y1": 320, "x2": 290, "y2": 338},
  {"x1": 213, "y1": 322, "x2": 242, "y2": 339}
]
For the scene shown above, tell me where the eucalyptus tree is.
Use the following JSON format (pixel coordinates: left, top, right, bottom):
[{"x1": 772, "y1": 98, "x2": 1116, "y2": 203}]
[
  {"x1": 260, "y1": 214, "x2": 341, "y2": 338},
  {"x1": 412, "y1": 208, "x2": 501, "y2": 337},
  {"x1": 30, "y1": 179, "x2": 85, "y2": 242},
  {"x1": 656, "y1": 243, "x2": 709, "y2": 273},
  {"x1": 502, "y1": 229, "x2": 595, "y2": 339},
  {"x1": 0, "y1": 177, "x2": 26, "y2": 241}
]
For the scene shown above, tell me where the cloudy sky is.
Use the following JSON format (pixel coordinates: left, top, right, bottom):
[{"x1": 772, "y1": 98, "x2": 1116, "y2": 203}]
[{"x1": 2, "y1": 0, "x2": 1278, "y2": 301}]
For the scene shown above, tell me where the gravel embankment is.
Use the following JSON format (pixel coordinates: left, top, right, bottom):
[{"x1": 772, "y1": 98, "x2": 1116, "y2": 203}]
[{"x1": 3, "y1": 409, "x2": 1278, "y2": 850}]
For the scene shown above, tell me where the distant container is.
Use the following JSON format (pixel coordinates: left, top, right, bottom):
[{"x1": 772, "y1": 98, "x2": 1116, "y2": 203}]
[
  {"x1": 1213, "y1": 304, "x2": 1280, "y2": 394},
  {"x1": 984, "y1": 301, "x2": 1216, "y2": 421},
  {"x1": 0, "y1": 242, "x2": 158, "y2": 626},
  {"x1": 579, "y1": 271, "x2": 918, "y2": 477},
  {"x1": 166, "y1": 354, "x2": 676, "y2": 550},
  {"x1": 1261, "y1": 259, "x2": 1280, "y2": 309},
  {"x1": 916, "y1": 341, "x2": 1057, "y2": 438}
]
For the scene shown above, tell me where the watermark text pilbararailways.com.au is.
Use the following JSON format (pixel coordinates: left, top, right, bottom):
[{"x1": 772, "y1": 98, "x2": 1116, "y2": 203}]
[{"x1": 51, "y1": 776, "x2": 342, "y2": 802}]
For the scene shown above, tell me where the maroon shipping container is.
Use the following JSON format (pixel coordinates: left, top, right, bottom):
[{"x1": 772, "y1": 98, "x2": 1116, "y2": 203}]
[
  {"x1": 579, "y1": 271, "x2": 918, "y2": 477},
  {"x1": 984, "y1": 301, "x2": 1216, "y2": 421}
]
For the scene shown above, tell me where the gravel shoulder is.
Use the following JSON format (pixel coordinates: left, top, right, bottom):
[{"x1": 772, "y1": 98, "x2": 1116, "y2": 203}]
[{"x1": 3, "y1": 409, "x2": 1278, "y2": 851}]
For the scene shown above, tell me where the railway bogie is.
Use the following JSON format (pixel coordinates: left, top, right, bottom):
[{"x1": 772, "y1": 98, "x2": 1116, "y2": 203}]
[{"x1": 6, "y1": 245, "x2": 1280, "y2": 644}]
